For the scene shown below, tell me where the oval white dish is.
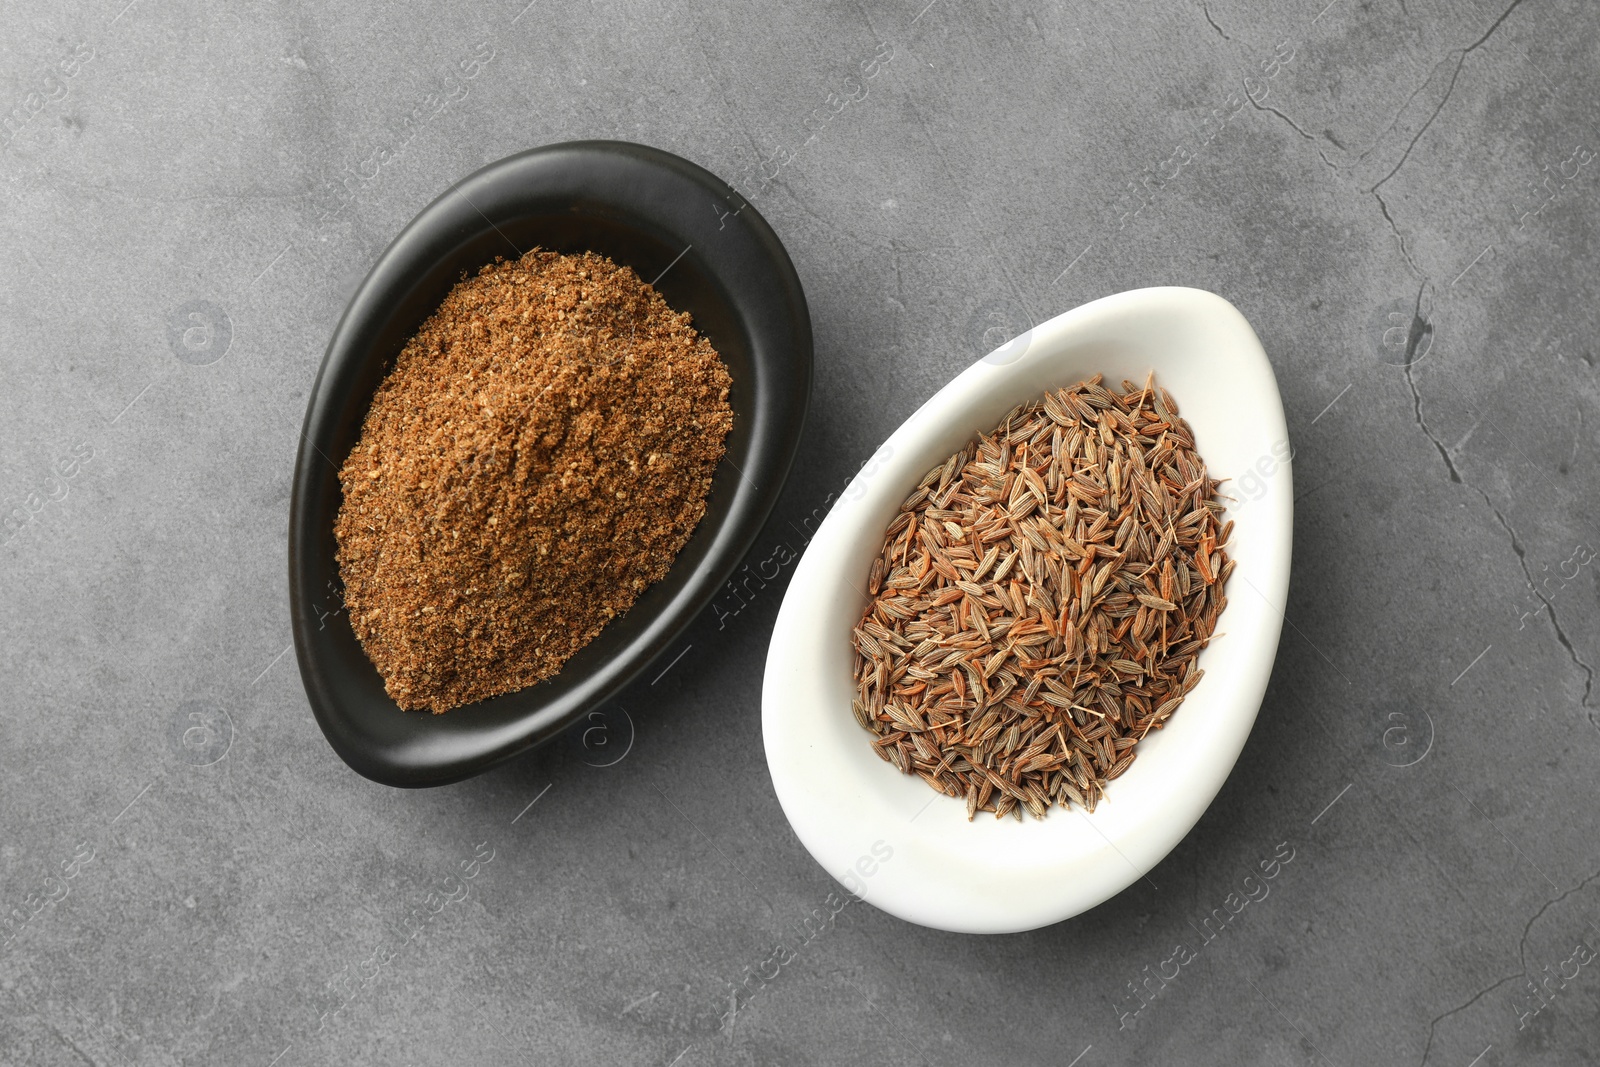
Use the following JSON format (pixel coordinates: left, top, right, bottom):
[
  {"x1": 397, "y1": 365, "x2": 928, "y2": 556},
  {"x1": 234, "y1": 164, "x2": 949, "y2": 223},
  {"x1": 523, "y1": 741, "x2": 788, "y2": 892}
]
[{"x1": 761, "y1": 287, "x2": 1292, "y2": 933}]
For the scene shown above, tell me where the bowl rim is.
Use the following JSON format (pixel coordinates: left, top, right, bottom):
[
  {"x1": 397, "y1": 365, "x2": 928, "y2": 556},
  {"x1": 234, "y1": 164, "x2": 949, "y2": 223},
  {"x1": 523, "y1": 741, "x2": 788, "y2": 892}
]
[
  {"x1": 761, "y1": 286, "x2": 1291, "y2": 933},
  {"x1": 289, "y1": 140, "x2": 812, "y2": 786}
]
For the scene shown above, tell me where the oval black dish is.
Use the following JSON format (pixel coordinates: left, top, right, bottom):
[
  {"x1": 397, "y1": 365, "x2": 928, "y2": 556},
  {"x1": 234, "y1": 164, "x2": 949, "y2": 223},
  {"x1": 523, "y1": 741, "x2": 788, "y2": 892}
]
[{"x1": 289, "y1": 141, "x2": 812, "y2": 787}]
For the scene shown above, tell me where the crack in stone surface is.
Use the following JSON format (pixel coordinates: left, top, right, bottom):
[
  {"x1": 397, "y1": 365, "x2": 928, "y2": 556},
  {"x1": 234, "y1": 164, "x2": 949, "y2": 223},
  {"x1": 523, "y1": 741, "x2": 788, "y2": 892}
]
[
  {"x1": 1371, "y1": 0, "x2": 1529, "y2": 194},
  {"x1": 1375, "y1": 188, "x2": 1425, "y2": 278},
  {"x1": 1247, "y1": 96, "x2": 1339, "y2": 169},
  {"x1": 1365, "y1": 0, "x2": 1530, "y2": 277},
  {"x1": 1357, "y1": 59, "x2": 1445, "y2": 165},
  {"x1": 1483, "y1": 501, "x2": 1598, "y2": 714},
  {"x1": 1377, "y1": 41, "x2": 1596, "y2": 720},
  {"x1": 1401, "y1": 300, "x2": 1599, "y2": 715},
  {"x1": 1417, "y1": 867, "x2": 1600, "y2": 1065},
  {"x1": 1200, "y1": 1, "x2": 1230, "y2": 40},
  {"x1": 1371, "y1": 53, "x2": 1471, "y2": 194},
  {"x1": 1404, "y1": 364, "x2": 1457, "y2": 481},
  {"x1": 1417, "y1": 970, "x2": 1521, "y2": 1067},
  {"x1": 1517, "y1": 866, "x2": 1600, "y2": 969}
]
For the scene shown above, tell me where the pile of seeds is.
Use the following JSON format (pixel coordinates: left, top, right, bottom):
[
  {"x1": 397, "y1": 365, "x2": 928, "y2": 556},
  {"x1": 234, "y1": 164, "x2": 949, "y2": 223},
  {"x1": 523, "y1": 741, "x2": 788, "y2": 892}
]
[
  {"x1": 335, "y1": 248, "x2": 733, "y2": 713},
  {"x1": 851, "y1": 374, "x2": 1233, "y2": 820}
]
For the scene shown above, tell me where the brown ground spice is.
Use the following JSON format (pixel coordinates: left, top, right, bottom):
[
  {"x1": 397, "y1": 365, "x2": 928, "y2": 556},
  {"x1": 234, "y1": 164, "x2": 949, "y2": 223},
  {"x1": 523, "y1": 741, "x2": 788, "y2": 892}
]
[{"x1": 334, "y1": 248, "x2": 734, "y2": 712}]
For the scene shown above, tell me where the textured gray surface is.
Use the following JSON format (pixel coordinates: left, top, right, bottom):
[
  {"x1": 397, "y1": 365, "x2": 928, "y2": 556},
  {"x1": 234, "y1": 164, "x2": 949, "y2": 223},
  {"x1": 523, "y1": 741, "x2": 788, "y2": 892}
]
[{"x1": 3, "y1": 0, "x2": 1599, "y2": 1063}]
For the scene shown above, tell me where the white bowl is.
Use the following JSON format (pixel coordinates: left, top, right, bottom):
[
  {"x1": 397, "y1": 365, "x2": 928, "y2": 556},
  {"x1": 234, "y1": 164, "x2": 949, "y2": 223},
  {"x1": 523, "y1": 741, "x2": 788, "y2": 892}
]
[{"x1": 761, "y1": 287, "x2": 1292, "y2": 933}]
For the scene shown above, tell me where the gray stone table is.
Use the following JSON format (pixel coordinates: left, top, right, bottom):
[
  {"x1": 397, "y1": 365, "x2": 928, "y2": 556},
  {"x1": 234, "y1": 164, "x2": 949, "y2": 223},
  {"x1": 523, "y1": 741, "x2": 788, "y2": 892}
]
[{"x1": 3, "y1": 0, "x2": 1598, "y2": 1063}]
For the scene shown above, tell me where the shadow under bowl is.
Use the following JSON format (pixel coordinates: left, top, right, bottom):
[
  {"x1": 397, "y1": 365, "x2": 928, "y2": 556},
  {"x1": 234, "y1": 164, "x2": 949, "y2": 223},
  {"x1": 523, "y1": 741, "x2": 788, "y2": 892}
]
[{"x1": 290, "y1": 141, "x2": 811, "y2": 787}]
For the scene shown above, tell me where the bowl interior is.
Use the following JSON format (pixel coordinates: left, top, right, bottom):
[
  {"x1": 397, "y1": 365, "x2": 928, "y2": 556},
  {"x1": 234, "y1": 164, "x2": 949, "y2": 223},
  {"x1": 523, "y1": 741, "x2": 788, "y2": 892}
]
[
  {"x1": 762, "y1": 287, "x2": 1290, "y2": 932},
  {"x1": 292, "y1": 142, "x2": 810, "y2": 786}
]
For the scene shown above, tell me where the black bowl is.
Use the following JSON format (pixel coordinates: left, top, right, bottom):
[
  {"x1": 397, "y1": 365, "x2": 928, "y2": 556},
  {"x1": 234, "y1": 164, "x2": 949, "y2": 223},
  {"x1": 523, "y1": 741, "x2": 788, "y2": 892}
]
[{"x1": 289, "y1": 141, "x2": 812, "y2": 787}]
